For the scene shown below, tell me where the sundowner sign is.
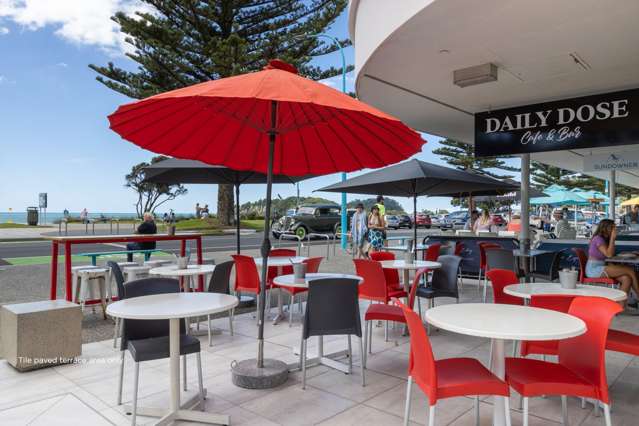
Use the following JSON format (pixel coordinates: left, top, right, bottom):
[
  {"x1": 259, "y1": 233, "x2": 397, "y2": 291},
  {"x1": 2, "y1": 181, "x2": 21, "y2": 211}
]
[{"x1": 475, "y1": 88, "x2": 639, "y2": 157}]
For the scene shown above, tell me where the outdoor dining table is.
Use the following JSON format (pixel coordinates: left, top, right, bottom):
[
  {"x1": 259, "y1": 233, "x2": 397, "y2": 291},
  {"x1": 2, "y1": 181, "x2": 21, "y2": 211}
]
[
  {"x1": 254, "y1": 256, "x2": 307, "y2": 325},
  {"x1": 425, "y1": 303, "x2": 586, "y2": 426},
  {"x1": 512, "y1": 248, "x2": 553, "y2": 280},
  {"x1": 504, "y1": 282, "x2": 627, "y2": 303},
  {"x1": 106, "y1": 292, "x2": 238, "y2": 426},
  {"x1": 44, "y1": 232, "x2": 204, "y2": 302},
  {"x1": 606, "y1": 253, "x2": 639, "y2": 265},
  {"x1": 379, "y1": 259, "x2": 441, "y2": 293},
  {"x1": 149, "y1": 264, "x2": 216, "y2": 291},
  {"x1": 271, "y1": 273, "x2": 362, "y2": 372},
  {"x1": 384, "y1": 243, "x2": 429, "y2": 253}
]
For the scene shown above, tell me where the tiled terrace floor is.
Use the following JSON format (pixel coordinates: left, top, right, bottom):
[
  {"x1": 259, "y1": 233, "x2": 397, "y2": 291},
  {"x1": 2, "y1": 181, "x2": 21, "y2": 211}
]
[{"x1": 2, "y1": 279, "x2": 639, "y2": 425}]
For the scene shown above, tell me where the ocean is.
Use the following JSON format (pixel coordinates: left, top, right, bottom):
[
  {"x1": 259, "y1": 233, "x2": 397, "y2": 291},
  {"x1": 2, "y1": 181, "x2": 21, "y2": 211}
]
[{"x1": 1, "y1": 212, "x2": 145, "y2": 225}]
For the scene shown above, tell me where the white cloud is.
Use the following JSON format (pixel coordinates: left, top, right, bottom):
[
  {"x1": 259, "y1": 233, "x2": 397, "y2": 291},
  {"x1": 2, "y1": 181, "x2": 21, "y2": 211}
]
[
  {"x1": 0, "y1": 26, "x2": 8, "y2": 34},
  {"x1": 56, "y1": 61, "x2": 68, "y2": 67},
  {"x1": 0, "y1": 0, "x2": 152, "y2": 54}
]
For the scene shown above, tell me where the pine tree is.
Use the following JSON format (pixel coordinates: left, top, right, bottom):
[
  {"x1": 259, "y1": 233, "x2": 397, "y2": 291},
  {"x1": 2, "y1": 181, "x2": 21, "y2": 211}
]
[
  {"x1": 90, "y1": 0, "x2": 351, "y2": 225},
  {"x1": 433, "y1": 138, "x2": 519, "y2": 179},
  {"x1": 531, "y1": 162, "x2": 575, "y2": 189}
]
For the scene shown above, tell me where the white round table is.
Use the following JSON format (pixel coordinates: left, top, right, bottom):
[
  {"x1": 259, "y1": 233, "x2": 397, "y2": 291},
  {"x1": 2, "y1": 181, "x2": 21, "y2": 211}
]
[
  {"x1": 379, "y1": 259, "x2": 441, "y2": 293},
  {"x1": 254, "y1": 257, "x2": 307, "y2": 324},
  {"x1": 149, "y1": 264, "x2": 216, "y2": 291},
  {"x1": 425, "y1": 303, "x2": 585, "y2": 426},
  {"x1": 272, "y1": 272, "x2": 362, "y2": 289},
  {"x1": 505, "y1": 282, "x2": 627, "y2": 302},
  {"x1": 107, "y1": 293, "x2": 238, "y2": 425}
]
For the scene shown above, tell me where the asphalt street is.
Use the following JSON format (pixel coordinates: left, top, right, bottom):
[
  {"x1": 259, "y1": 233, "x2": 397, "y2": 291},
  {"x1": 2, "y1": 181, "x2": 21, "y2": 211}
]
[{"x1": 0, "y1": 229, "x2": 420, "y2": 260}]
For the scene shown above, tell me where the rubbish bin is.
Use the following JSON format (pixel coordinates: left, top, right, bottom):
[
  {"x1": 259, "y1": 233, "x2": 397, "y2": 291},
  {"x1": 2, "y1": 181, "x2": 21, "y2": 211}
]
[{"x1": 26, "y1": 207, "x2": 38, "y2": 226}]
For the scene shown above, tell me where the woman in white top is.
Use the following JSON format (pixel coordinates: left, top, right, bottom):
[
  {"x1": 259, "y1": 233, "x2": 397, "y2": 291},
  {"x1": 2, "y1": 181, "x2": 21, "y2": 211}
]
[
  {"x1": 350, "y1": 203, "x2": 368, "y2": 258},
  {"x1": 473, "y1": 208, "x2": 492, "y2": 233}
]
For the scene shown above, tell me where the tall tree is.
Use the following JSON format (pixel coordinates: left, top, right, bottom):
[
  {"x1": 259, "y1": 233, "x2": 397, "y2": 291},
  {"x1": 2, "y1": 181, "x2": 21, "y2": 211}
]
[
  {"x1": 433, "y1": 138, "x2": 519, "y2": 179},
  {"x1": 126, "y1": 156, "x2": 188, "y2": 217},
  {"x1": 91, "y1": 0, "x2": 351, "y2": 225},
  {"x1": 531, "y1": 162, "x2": 575, "y2": 189}
]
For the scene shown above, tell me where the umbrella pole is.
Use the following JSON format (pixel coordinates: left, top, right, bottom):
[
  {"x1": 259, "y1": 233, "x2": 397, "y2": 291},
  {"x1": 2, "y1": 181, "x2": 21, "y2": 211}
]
[
  {"x1": 235, "y1": 184, "x2": 241, "y2": 254},
  {"x1": 413, "y1": 193, "x2": 418, "y2": 262}
]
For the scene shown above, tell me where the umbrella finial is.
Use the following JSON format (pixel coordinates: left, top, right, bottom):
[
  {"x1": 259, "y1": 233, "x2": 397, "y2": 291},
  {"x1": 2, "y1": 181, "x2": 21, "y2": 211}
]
[{"x1": 264, "y1": 59, "x2": 298, "y2": 74}]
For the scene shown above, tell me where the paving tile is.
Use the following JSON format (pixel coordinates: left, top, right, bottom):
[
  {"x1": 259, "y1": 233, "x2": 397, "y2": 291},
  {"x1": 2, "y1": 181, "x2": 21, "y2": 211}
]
[
  {"x1": 0, "y1": 370, "x2": 77, "y2": 411},
  {"x1": 240, "y1": 382, "x2": 355, "y2": 426},
  {"x1": 307, "y1": 368, "x2": 402, "y2": 403},
  {"x1": 318, "y1": 403, "x2": 421, "y2": 425},
  {"x1": 0, "y1": 393, "x2": 113, "y2": 426},
  {"x1": 203, "y1": 370, "x2": 297, "y2": 405}
]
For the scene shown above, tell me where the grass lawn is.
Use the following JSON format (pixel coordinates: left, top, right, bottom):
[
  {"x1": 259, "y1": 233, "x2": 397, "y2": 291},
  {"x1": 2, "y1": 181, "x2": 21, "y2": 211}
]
[
  {"x1": 157, "y1": 218, "x2": 264, "y2": 234},
  {"x1": 0, "y1": 223, "x2": 51, "y2": 229}
]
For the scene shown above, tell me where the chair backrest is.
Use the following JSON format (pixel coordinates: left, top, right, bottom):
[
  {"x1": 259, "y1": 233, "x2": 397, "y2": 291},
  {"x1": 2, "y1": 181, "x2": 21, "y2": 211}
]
[
  {"x1": 454, "y1": 242, "x2": 465, "y2": 256},
  {"x1": 231, "y1": 255, "x2": 260, "y2": 292},
  {"x1": 107, "y1": 261, "x2": 125, "y2": 299},
  {"x1": 485, "y1": 248, "x2": 516, "y2": 273},
  {"x1": 572, "y1": 248, "x2": 588, "y2": 282},
  {"x1": 485, "y1": 269, "x2": 523, "y2": 305},
  {"x1": 478, "y1": 242, "x2": 501, "y2": 269},
  {"x1": 208, "y1": 260, "x2": 234, "y2": 294},
  {"x1": 547, "y1": 250, "x2": 567, "y2": 281},
  {"x1": 353, "y1": 259, "x2": 388, "y2": 302},
  {"x1": 396, "y1": 299, "x2": 437, "y2": 405},
  {"x1": 424, "y1": 243, "x2": 441, "y2": 262},
  {"x1": 559, "y1": 297, "x2": 622, "y2": 404},
  {"x1": 369, "y1": 251, "x2": 400, "y2": 286},
  {"x1": 120, "y1": 278, "x2": 183, "y2": 350},
  {"x1": 303, "y1": 257, "x2": 323, "y2": 273},
  {"x1": 303, "y1": 278, "x2": 361, "y2": 339},
  {"x1": 408, "y1": 268, "x2": 428, "y2": 309},
  {"x1": 530, "y1": 294, "x2": 575, "y2": 313},
  {"x1": 430, "y1": 255, "x2": 462, "y2": 297},
  {"x1": 558, "y1": 227, "x2": 577, "y2": 239},
  {"x1": 270, "y1": 248, "x2": 297, "y2": 257}
]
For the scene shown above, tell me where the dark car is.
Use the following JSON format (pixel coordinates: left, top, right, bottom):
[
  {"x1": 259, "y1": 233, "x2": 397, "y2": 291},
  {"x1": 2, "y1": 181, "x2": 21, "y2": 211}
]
[
  {"x1": 398, "y1": 214, "x2": 413, "y2": 229},
  {"x1": 272, "y1": 204, "x2": 353, "y2": 240}
]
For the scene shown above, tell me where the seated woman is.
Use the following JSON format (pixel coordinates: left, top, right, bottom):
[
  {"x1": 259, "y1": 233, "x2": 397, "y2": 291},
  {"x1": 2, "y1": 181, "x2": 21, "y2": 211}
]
[{"x1": 587, "y1": 219, "x2": 639, "y2": 306}]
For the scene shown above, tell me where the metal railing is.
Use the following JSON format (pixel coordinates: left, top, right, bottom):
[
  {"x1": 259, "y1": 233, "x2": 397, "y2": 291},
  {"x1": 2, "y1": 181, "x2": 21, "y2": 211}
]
[
  {"x1": 306, "y1": 233, "x2": 335, "y2": 259},
  {"x1": 277, "y1": 232, "x2": 303, "y2": 255}
]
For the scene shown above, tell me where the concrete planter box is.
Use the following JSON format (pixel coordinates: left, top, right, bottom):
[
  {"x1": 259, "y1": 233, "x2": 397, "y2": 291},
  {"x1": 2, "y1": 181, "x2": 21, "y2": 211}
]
[{"x1": 1, "y1": 300, "x2": 81, "y2": 371}]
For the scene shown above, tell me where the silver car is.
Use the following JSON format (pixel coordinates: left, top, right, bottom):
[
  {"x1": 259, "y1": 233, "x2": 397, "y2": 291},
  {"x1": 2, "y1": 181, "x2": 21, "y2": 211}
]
[{"x1": 385, "y1": 215, "x2": 401, "y2": 229}]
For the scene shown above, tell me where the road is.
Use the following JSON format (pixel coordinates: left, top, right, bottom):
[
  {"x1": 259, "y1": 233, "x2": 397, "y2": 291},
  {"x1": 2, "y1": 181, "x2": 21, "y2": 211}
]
[{"x1": 0, "y1": 229, "x2": 420, "y2": 261}]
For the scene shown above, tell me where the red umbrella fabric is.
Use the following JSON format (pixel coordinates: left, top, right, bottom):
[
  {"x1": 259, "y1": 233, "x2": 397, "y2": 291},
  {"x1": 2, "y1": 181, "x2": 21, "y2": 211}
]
[{"x1": 109, "y1": 60, "x2": 425, "y2": 175}]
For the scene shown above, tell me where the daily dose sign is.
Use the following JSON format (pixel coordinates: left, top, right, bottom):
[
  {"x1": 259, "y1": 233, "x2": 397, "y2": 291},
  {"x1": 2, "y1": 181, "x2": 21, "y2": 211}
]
[{"x1": 475, "y1": 88, "x2": 639, "y2": 157}]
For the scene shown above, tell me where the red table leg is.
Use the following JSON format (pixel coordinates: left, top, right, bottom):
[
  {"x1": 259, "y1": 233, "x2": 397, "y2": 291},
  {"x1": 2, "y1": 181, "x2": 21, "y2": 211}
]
[
  {"x1": 50, "y1": 242, "x2": 59, "y2": 300},
  {"x1": 196, "y1": 236, "x2": 204, "y2": 291},
  {"x1": 65, "y1": 241, "x2": 72, "y2": 302}
]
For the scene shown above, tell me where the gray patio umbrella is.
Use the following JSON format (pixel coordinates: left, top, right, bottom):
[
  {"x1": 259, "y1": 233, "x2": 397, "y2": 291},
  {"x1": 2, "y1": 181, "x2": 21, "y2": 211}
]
[
  {"x1": 143, "y1": 158, "x2": 313, "y2": 254},
  {"x1": 317, "y1": 159, "x2": 519, "y2": 258}
]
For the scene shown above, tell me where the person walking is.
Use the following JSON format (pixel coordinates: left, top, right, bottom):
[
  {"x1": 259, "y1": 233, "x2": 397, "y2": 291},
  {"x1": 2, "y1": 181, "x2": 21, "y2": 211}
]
[
  {"x1": 80, "y1": 208, "x2": 88, "y2": 224},
  {"x1": 350, "y1": 203, "x2": 368, "y2": 258},
  {"x1": 126, "y1": 212, "x2": 157, "y2": 262},
  {"x1": 195, "y1": 203, "x2": 201, "y2": 218},
  {"x1": 367, "y1": 205, "x2": 386, "y2": 252}
]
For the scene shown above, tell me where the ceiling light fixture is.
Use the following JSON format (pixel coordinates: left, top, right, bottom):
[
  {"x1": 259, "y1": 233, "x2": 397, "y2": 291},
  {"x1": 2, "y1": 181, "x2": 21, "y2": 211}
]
[{"x1": 453, "y1": 63, "x2": 498, "y2": 88}]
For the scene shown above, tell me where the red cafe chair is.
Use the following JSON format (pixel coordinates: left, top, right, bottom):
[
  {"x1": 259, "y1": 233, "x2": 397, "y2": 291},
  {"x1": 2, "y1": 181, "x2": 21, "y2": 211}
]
[
  {"x1": 486, "y1": 269, "x2": 524, "y2": 306},
  {"x1": 423, "y1": 243, "x2": 441, "y2": 262},
  {"x1": 397, "y1": 298, "x2": 511, "y2": 426},
  {"x1": 362, "y1": 268, "x2": 426, "y2": 364},
  {"x1": 232, "y1": 254, "x2": 272, "y2": 319},
  {"x1": 276, "y1": 257, "x2": 323, "y2": 327},
  {"x1": 369, "y1": 251, "x2": 404, "y2": 292},
  {"x1": 505, "y1": 296, "x2": 622, "y2": 426},
  {"x1": 478, "y1": 242, "x2": 501, "y2": 294},
  {"x1": 520, "y1": 295, "x2": 576, "y2": 358},
  {"x1": 573, "y1": 248, "x2": 619, "y2": 287},
  {"x1": 267, "y1": 248, "x2": 296, "y2": 283}
]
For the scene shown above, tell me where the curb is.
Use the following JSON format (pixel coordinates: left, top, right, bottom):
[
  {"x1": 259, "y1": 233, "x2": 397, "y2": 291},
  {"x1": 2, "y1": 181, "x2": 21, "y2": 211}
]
[{"x1": 0, "y1": 237, "x2": 46, "y2": 243}]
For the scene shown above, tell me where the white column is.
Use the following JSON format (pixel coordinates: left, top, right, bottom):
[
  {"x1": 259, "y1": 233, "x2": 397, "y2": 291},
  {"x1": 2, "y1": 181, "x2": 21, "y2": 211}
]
[
  {"x1": 520, "y1": 154, "x2": 530, "y2": 249},
  {"x1": 609, "y1": 170, "x2": 616, "y2": 221}
]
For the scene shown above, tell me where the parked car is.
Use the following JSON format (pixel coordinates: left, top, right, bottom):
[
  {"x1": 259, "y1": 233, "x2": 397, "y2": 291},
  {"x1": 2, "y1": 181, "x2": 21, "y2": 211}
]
[
  {"x1": 272, "y1": 204, "x2": 352, "y2": 239},
  {"x1": 440, "y1": 210, "x2": 470, "y2": 229},
  {"x1": 491, "y1": 214, "x2": 507, "y2": 227},
  {"x1": 398, "y1": 214, "x2": 413, "y2": 229},
  {"x1": 413, "y1": 212, "x2": 432, "y2": 228},
  {"x1": 386, "y1": 214, "x2": 401, "y2": 229},
  {"x1": 429, "y1": 215, "x2": 440, "y2": 227}
]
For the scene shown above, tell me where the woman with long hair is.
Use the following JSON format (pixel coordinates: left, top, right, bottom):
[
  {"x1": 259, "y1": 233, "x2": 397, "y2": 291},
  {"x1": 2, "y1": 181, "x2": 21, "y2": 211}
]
[
  {"x1": 367, "y1": 205, "x2": 386, "y2": 252},
  {"x1": 587, "y1": 219, "x2": 639, "y2": 302},
  {"x1": 473, "y1": 208, "x2": 491, "y2": 232}
]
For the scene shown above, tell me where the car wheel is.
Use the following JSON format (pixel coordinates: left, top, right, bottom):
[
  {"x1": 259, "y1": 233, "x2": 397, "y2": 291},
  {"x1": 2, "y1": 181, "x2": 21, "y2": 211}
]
[
  {"x1": 334, "y1": 223, "x2": 342, "y2": 236},
  {"x1": 295, "y1": 226, "x2": 307, "y2": 240}
]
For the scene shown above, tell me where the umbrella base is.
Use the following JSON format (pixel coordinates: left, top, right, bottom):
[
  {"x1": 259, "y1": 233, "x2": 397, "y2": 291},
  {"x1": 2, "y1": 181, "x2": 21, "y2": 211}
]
[{"x1": 231, "y1": 358, "x2": 289, "y2": 389}]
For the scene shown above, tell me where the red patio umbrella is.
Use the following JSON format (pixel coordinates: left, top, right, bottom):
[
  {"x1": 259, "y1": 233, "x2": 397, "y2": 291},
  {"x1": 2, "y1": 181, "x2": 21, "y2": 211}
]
[{"x1": 109, "y1": 59, "x2": 425, "y2": 385}]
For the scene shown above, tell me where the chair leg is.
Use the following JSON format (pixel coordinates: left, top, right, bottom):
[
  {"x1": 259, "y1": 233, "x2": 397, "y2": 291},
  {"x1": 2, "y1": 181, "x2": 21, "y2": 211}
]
[
  {"x1": 488, "y1": 340, "x2": 493, "y2": 370},
  {"x1": 99, "y1": 278, "x2": 107, "y2": 319},
  {"x1": 301, "y1": 339, "x2": 307, "y2": 390},
  {"x1": 289, "y1": 293, "x2": 294, "y2": 327},
  {"x1": 561, "y1": 395, "x2": 568, "y2": 426},
  {"x1": 483, "y1": 275, "x2": 488, "y2": 302},
  {"x1": 113, "y1": 317, "x2": 120, "y2": 348},
  {"x1": 363, "y1": 321, "x2": 368, "y2": 368},
  {"x1": 523, "y1": 397, "x2": 529, "y2": 426},
  {"x1": 368, "y1": 318, "x2": 373, "y2": 355},
  {"x1": 182, "y1": 355, "x2": 187, "y2": 391},
  {"x1": 504, "y1": 395, "x2": 512, "y2": 426},
  {"x1": 196, "y1": 352, "x2": 205, "y2": 409},
  {"x1": 403, "y1": 376, "x2": 413, "y2": 426},
  {"x1": 603, "y1": 403, "x2": 612, "y2": 426},
  {"x1": 359, "y1": 337, "x2": 365, "y2": 387},
  {"x1": 117, "y1": 351, "x2": 125, "y2": 405},
  {"x1": 347, "y1": 335, "x2": 352, "y2": 374},
  {"x1": 512, "y1": 341, "x2": 518, "y2": 357},
  {"x1": 208, "y1": 314, "x2": 212, "y2": 347},
  {"x1": 474, "y1": 396, "x2": 480, "y2": 426},
  {"x1": 229, "y1": 308, "x2": 234, "y2": 336},
  {"x1": 428, "y1": 405, "x2": 436, "y2": 426},
  {"x1": 385, "y1": 321, "x2": 389, "y2": 342},
  {"x1": 417, "y1": 296, "x2": 423, "y2": 320},
  {"x1": 255, "y1": 294, "x2": 260, "y2": 322},
  {"x1": 131, "y1": 361, "x2": 140, "y2": 426}
]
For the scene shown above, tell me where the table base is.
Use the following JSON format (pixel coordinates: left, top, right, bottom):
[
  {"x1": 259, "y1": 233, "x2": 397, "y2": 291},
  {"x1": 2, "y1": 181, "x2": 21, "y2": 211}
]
[
  {"x1": 289, "y1": 347, "x2": 351, "y2": 373},
  {"x1": 490, "y1": 339, "x2": 509, "y2": 426}
]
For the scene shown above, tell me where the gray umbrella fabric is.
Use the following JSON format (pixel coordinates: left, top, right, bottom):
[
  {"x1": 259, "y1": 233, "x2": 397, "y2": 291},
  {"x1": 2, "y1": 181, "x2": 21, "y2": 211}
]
[
  {"x1": 317, "y1": 159, "x2": 519, "y2": 257},
  {"x1": 144, "y1": 158, "x2": 313, "y2": 253}
]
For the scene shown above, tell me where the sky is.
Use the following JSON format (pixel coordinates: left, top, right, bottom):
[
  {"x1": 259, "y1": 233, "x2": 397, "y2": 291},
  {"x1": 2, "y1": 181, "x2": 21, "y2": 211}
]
[{"x1": 0, "y1": 1, "x2": 506, "y2": 215}]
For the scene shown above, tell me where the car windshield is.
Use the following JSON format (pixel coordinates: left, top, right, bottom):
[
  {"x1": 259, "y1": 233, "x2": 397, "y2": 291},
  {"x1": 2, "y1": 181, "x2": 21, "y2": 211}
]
[
  {"x1": 297, "y1": 207, "x2": 315, "y2": 215},
  {"x1": 449, "y1": 211, "x2": 467, "y2": 218}
]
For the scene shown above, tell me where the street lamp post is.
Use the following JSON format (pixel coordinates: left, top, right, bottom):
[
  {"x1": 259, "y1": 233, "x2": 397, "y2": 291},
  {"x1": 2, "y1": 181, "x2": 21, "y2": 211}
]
[{"x1": 296, "y1": 33, "x2": 348, "y2": 250}]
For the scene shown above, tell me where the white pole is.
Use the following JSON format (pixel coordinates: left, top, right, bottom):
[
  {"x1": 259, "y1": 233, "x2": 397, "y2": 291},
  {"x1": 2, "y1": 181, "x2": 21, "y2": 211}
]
[
  {"x1": 609, "y1": 170, "x2": 616, "y2": 221},
  {"x1": 520, "y1": 154, "x2": 530, "y2": 249}
]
